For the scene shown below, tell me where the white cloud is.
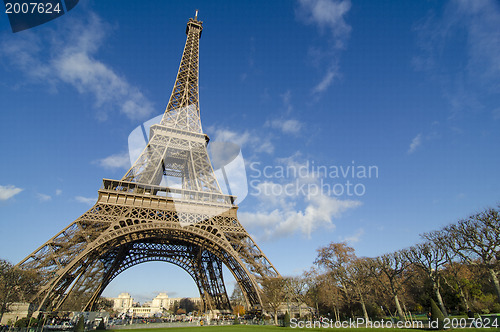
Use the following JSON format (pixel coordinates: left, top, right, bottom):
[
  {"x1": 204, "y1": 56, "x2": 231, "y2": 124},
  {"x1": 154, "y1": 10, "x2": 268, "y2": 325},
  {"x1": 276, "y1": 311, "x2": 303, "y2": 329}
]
[
  {"x1": 36, "y1": 193, "x2": 52, "y2": 202},
  {"x1": 240, "y1": 155, "x2": 362, "y2": 239},
  {"x1": 75, "y1": 196, "x2": 96, "y2": 205},
  {"x1": 212, "y1": 129, "x2": 252, "y2": 148},
  {"x1": 56, "y1": 189, "x2": 62, "y2": 196},
  {"x1": 0, "y1": 12, "x2": 154, "y2": 121},
  {"x1": 297, "y1": 0, "x2": 351, "y2": 39},
  {"x1": 408, "y1": 133, "x2": 422, "y2": 154},
  {"x1": 96, "y1": 152, "x2": 131, "y2": 170},
  {"x1": 240, "y1": 193, "x2": 361, "y2": 240},
  {"x1": 281, "y1": 119, "x2": 302, "y2": 134},
  {"x1": 0, "y1": 185, "x2": 23, "y2": 201}
]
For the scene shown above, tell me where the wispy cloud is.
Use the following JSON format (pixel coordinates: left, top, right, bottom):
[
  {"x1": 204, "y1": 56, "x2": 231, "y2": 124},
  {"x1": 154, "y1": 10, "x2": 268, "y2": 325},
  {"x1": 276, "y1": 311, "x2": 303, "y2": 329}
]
[
  {"x1": 211, "y1": 127, "x2": 274, "y2": 155},
  {"x1": 492, "y1": 108, "x2": 500, "y2": 120},
  {"x1": 240, "y1": 37, "x2": 256, "y2": 82},
  {"x1": 312, "y1": 66, "x2": 338, "y2": 93},
  {"x1": 0, "y1": 185, "x2": 23, "y2": 201},
  {"x1": 281, "y1": 90, "x2": 293, "y2": 114},
  {"x1": 296, "y1": 0, "x2": 351, "y2": 94},
  {"x1": 265, "y1": 91, "x2": 303, "y2": 135},
  {"x1": 95, "y1": 152, "x2": 131, "y2": 170},
  {"x1": 408, "y1": 133, "x2": 422, "y2": 154},
  {"x1": 56, "y1": 189, "x2": 62, "y2": 196},
  {"x1": 267, "y1": 119, "x2": 303, "y2": 135},
  {"x1": 342, "y1": 228, "x2": 364, "y2": 244},
  {"x1": 36, "y1": 193, "x2": 52, "y2": 202},
  {"x1": 413, "y1": 0, "x2": 500, "y2": 118},
  {"x1": 1, "y1": 12, "x2": 154, "y2": 121},
  {"x1": 75, "y1": 196, "x2": 96, "y2": 205}
]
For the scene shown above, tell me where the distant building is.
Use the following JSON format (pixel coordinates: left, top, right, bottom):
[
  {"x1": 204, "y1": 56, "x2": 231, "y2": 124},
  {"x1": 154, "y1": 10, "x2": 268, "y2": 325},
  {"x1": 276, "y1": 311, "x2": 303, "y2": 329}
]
[
  {"x1": 113, "y1": 292, "x2": 134, "y2": 312},
  {"x1": 0, "y1": 302, "x2": 32, "y2": 325},
  {"x1": 151, "y1": 293, "x2": 169, "y2": 310},
  {"x1": 111, "y1": 292, "x2": 202, "y2": 317}
]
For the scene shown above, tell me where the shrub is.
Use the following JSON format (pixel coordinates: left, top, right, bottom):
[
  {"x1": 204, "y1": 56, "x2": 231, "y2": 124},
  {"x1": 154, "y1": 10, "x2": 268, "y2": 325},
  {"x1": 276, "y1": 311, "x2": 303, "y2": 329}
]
[
  {"x1": 430, "y1": 299, "x2": 445, "y2": 330},
  {"x1": 74, "y1": 316, "x2": 85, "y2": 332},
  {"x1": 14, "y1": 317, "x2": 38, "y2": 328},
  {"x1": 282, "y1": 311, "x2": 290, "y2": 327},
  {"x1": 96, "y1": 320, "x2": 106, "y2": 330}
]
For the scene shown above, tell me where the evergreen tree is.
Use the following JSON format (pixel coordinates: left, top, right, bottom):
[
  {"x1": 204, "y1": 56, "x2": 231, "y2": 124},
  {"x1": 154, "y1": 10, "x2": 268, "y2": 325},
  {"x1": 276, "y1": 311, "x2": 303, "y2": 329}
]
[
  {"x1": 74, "y1": 316, "x2": 85, "y2": 332},
  {"x1": 430, "y1": 299, "x2": 445, "y2": 330},
  {"x1": 282, "y1": 311, "x2": 290, "y2": 327},
  {"x1": 96, "y1": 320, "x2": 105, "y2": 330}
]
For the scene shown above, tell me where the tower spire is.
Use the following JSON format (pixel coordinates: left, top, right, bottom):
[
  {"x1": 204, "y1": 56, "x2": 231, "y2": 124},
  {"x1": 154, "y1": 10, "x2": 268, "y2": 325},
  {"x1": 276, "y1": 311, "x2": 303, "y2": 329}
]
[
  {"x1": 160, "y1": 12, "x2": 203, "y2": 132},
  {"x1": 121, "y1": 13, "x2": 217, "y2": 189}
]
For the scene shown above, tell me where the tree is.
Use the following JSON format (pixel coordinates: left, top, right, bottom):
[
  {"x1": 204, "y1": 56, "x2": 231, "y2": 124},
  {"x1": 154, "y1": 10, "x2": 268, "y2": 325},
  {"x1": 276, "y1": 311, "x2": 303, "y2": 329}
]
[
  {"x1": 316, "y1": 272, "x2": 344, "y2": 320},
  {"x1": 170, "y1": 300, "x2": 179, "y2": 313},
  {"x1": 233, "y1": 304, "x2": 245, "y2": 316},
  {"x1": 314, "y1": 242, "x2": 371, "y2": 321},
  {"x1": 96, "y1": 320, "x2": 106, "y2": 330},
  {"x1": 14, "y1": 317, "x2": 38, "y2": 328},
  {"x1": 229, "y1": 283, "x2": 246, "y2": 317},
  {"x1": 284, "y1": 275, "x2": 308, "y2": 317},
  {"x1": 283, "y1": 311, "x2": 290, "y2": 327},
  {"x1": 368, "y1": 251, "x2": 412, "y2": 321},
  {"x1": 261, "y1": 277, "x2": 286, "y2": 325},
  {"x1": 75, "y1": 315, "x2": 85, "y2": 332},
  {"x1": 403, "y1": 242, "x2": 448, "y2": 316},
  {"x1": 302, "y1": 269, "x2": 321, "y2": 316},
  {"x1": 443, "y1": 207, "x2": 500, "y2": 303},
  {"x1": 179, "y1": 298, "x2": 195, "y2": 313},
  {"x1": 95, "y1": 297, "x2": 114, "y2": 312},
  {"x1": 0, "y1": 259, "x2": 40, "y2": 322},
  {"x1": 230, "y1": 284, "x2": 246, "y2": 310},
  {"x1": 423, "y1": 230, "x2": 472, "y2": 311}
]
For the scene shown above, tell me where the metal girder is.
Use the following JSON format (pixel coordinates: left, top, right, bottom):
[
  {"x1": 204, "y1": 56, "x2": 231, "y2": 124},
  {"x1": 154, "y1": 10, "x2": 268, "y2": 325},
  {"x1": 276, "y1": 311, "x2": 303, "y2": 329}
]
[{"x1": 16, "y1": 13, "x2": 280, "y2": 313}]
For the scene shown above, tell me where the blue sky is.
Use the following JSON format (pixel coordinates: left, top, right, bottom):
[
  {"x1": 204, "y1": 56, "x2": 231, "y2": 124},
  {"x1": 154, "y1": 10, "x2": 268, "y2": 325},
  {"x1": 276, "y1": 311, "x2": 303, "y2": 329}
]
[{"x1": 1, "y1": 0, "x2": 499, "y2": 303}]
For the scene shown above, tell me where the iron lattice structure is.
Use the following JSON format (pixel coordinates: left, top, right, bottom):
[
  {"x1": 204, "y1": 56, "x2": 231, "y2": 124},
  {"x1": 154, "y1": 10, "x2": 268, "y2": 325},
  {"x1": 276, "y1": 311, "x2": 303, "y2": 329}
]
[{"x1": 17, "y1": 13, "x2": 279, "y2": 313}]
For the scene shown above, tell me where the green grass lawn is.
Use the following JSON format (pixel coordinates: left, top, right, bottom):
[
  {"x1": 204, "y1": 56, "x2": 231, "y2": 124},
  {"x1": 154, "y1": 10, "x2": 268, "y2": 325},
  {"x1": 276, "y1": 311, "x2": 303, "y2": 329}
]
[{"x1": 107, "y1": 325, "x2": 499, "y2": 332}]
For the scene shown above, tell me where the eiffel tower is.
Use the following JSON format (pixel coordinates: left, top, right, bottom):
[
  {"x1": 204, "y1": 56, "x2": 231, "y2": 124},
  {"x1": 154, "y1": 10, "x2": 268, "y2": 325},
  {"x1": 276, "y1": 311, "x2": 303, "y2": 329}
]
[{"x1": 17, "y1": 12, "x2": 279, "y2": 313}]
